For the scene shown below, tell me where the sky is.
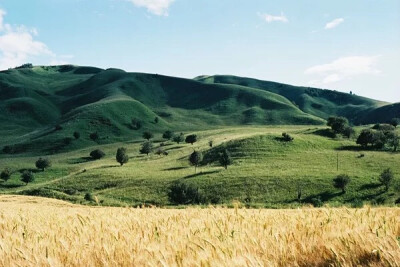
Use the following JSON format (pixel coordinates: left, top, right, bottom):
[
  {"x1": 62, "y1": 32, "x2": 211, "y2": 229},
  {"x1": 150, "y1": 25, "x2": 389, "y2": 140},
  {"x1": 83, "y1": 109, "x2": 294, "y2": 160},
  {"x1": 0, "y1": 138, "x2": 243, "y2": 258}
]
[{"x1": 0, "y1": 0, "x2": 399, "y2": 102}]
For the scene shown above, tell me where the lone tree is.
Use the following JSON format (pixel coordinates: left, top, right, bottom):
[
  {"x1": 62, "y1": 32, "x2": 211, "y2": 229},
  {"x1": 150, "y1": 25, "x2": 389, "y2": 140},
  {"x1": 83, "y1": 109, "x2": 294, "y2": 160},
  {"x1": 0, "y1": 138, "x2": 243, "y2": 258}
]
[
  {"x1": 333, "y1": 174, "x2": 350, "y2": 193},
  {"x1": 142, "y1": 131, "x2": 153, "y2": 141},
  {"x1": 35, "y1": 158, "x2": 51, "y2": 171},
  {"x1": 327, "y1": 116, "x2": 349, "y2": 134},
  {"x1": 189, "y1": 150, "x2": 203, "y2": 173},
  {"x1": 379, "y1": 168, "x2": 393, "y2": 191},
  {"x1": 131, "y1": 118, "x2": 142, "y2": 130},
  {"x1": 219, "y1": 149, "x2": 232, "y2": 169},
  {"x1": 0, "y1": 168, "x2": 11, "y2": 181},
  {"x1": 173, "y1": 133, "x2": 185, "y2": 144},
  {"x1": 140, "y1": 141, "x2": 153, "y2": 156},
  {"x1": 356, "y1": 129, "x2": 375, "y2": 147},
  {"x1": 73, "y1": 131, "x2": 80, "y2": 139},
  {"x1": 90, "y1": 149, "x2": 105, "y2": 160},
  {"x1": 185, "y1": 134, "x2": 198, "y2": 145},
  {"x1": 162, "y1": 130, "x2": 173, "y2": 140},
  {"x1": 116, "y1": 147, "x2": 129, "y2": 166},
  {"x1": 390, "y1": 118, "x2": 400, "y2": 128},
  {"x1": 89, "y1": 132, "x2": 99, "y2": 142},
  {"x1": 21, "y1": 170, "x2": 34, "y2": 185}
]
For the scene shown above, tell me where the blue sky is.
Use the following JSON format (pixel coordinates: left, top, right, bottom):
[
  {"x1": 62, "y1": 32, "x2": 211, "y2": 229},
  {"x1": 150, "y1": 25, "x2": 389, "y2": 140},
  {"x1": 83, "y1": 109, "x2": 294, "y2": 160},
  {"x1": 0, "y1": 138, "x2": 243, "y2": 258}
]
[{"x1": 0, "y1": 0, "x2": 398, "y2": 102}]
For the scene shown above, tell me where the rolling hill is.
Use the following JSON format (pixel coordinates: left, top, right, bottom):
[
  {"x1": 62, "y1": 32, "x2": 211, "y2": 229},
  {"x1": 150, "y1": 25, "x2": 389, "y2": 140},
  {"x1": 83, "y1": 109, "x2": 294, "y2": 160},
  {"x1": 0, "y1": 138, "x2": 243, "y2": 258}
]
[{"x1": 0, "y1": 64, "x2": 397, "y2": 154}]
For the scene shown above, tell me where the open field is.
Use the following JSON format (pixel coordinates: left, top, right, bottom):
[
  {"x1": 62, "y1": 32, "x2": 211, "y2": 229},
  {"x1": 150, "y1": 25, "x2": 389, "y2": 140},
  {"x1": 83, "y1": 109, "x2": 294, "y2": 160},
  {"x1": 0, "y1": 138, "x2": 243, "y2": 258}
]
[
  {"x1": 0, "y1": 126, "x2": 399, "y2": 207},
  {"x1": 0, "y1": 195, "x2": 399, "y2": 266}
]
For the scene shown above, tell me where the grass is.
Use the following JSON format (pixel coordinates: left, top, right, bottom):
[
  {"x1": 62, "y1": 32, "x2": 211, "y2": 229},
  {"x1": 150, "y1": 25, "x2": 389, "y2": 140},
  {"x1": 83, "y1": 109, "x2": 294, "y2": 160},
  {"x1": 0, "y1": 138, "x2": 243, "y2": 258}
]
[
  {"x1": 0, "y1": 126, "x2": 399, "y2": 207},
  {"x1": 0, "y1": 195, "x2": 399, "y2": 266}
]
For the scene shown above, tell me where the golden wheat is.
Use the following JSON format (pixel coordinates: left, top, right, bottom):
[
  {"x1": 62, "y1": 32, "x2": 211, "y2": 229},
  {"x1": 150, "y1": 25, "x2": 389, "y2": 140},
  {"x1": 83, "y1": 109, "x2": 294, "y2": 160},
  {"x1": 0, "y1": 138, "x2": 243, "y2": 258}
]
[{"x1": 0, "y1": 195, "x2": 399, "y2": 266}]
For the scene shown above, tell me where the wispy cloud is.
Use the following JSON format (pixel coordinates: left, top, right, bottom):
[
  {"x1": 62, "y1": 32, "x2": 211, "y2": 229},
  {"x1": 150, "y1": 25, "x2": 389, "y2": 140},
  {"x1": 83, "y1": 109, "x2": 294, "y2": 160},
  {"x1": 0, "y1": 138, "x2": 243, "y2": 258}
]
[
  {"x1": 305, "y1": 56, "x2": 381, "y2": 85},
  {"x1": 259, "y1": 13, "x2": 288, "y2": 23},
  {"x1": 128, "y1": 0, "x2": 174, "y2": 16},
  {"x1": 325, "y1": 18, "x2": 344, "y2": 29}
]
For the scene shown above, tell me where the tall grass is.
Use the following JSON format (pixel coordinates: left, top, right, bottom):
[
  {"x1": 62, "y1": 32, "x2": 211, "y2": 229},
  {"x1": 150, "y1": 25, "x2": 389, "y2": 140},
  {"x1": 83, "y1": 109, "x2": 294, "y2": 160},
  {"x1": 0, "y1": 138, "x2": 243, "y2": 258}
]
[{"x1": 0, "y1": 195, "x2": 399, "y2": 266}]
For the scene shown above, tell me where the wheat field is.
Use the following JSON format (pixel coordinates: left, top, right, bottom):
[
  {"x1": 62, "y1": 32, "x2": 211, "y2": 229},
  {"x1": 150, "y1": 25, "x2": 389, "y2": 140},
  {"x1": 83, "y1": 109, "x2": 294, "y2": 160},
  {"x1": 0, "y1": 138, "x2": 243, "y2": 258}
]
[{"x1": 0, "y1": 195, "x2": 399, "y2": 267}]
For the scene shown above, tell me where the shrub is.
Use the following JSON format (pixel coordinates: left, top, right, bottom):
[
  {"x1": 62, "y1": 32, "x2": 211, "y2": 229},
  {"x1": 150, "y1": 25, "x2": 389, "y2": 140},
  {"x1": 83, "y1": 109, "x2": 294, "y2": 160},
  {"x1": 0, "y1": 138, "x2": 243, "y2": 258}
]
[
  {"x1": 386, "y1": 131, "x2": 399, "y2": 152},
  {"x1": 281, "y1": 132, "x2": 294, "y2": 142},
  {"x1": 162, "y1": 130, "x2": 173, "y2": 140},
  {"x1": 142, "y1": 131, "x2": 153, "y2": 141},
  {"x1": 84, "y1": 192, "x2": 94, "y2": 202},
  {"x1": 73, "y1": 131, "x2": 80, "y2": 139},
  {"x1": 55, "y1": 124, "x2": 63, "y2": 131},
  {"x1": 208, "y1": 140, "x2": 213, "y2": 147},
  {"x1": 131, "y1": 118, "x2": 142, "y2": 130},
  {"x1": 63, "y1": 137, "x2": 72, "y2": 145},
  {"x1": 351, "y1": 199, "x2": 364, "y2": 208},
  {"x1": 154, "y1": 117, "x2": 159, "y2": 124},
  {"x1": 356, "y1": 129, "x2": 375, "y2": 147},
  {"x1": 90, "y1": 149, "x2": 105, "y2": 160},
  {"x1": 35, "y1": 158, "x2": 51, "y2": 171},
  {"x1": 0, "y1": 168, "x2": 11, "y2": 181},
  {"x1": 379, "y1": 168, "x2": 393, "y2": 191},
  {"x1": 189, "y1": 150, "x2": 203, "y2": 173},
  {"x1": 173, "y1": 133, "x2": 185, "y2": 144},
  {"x1": 168, "y1": 182, "x2": 205, "y2": 204},
  {"x1": 2, "y1": 145, "x2": 12, "y2": 154},
  {"x1": 140, "y1": 142, "x2": 153, "y2": 156},
  {"x1": 342, "y1": 126, "x2": 355, "y2": 138},
  {"x1": 311, "y1": 197, "x2": 323, "y2": 207},
  {"x1": 21, "y1": 170, "x2": 34, "y2": 184},
  {"x1": 89, "y1": 132, "x2": 99, "y2": 141},
  {"x1": 327, "y1": 116, "x2": 348, "y2": 134},
  {"x1": 116, "y1": 147, "x2": 129, "y2": 166},
  {"x1": 333, "y1": 174, "x2": 350, "y2": 193},
  {"x1": 390, "y1": 118, "x2": 400, "y2": 128},
  {"x1": 219, "y1": 149, "x2": 232, "y2": 169},
  {"x1": 185, "y1": 134, "x2": 197, "y2": 145}
]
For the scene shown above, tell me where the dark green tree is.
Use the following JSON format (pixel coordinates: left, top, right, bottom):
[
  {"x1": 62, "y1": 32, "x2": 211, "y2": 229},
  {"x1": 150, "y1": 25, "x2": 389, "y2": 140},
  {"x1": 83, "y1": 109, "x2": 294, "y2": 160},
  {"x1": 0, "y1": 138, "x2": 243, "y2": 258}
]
[
  {"x1": 0, "y1": 168, "x2": 11, "y2": 181},
  {"x1": 21, "y1": 170, "x2": 34, "y2": 185},
  {"x1": 185, "y1": 134, "x2": 197, "y2": 145},
  {"x1": 73, "y1": 131, "x2": 80, "y2": 139},
  {"x1": 131, "y1": 118, "x2": 142, "y2": 130},
  {"x1": 140, "y1": 141, "x2": 153, "y2": 156},
  {"x1": 327, "y1": 116, "x2": 349, "y2": 134},
  {"x1": 387, "y1": 131, "x2": 399, "y2": 152},
  {"x1": 162, "y1": 130, "x2": 173, "y2": 140},
  {"x1": 189, "y1": 150, "x2": 203, "y2": 173},
  {"x1": 90, "y1": 149, "x2": 105, "y2": 160},
  {"x1": 333, "y1": 174, "x2": 350, "y2": 193},
  {"x1": 390, "y1": 118, "x2": 400, "y2": 128},
  {"x1": 173, "y1": 133, "x2": 185, "y2": 144},
  {"x1": 35, "y1": 158, "x2": 51, "y2": 171},
  {"x1": 142, "y1": 131, "x2": 153, "y2": 141},
  {"x1": 342, "y1": 126, "x2": 355, "y2": 139},
  {"x1": 219, "y1": 149, "x2": 232, "y2": 169},
  {"x1": 89, "y1": 132, "x2": 99, "y2": 142},
  {"x1": 379, "y1": 168, "x2": 393, "y2": 191},
  {"x1": 116, "y1": 147, "x2": 129, "y2": 166},
  {"x1": 154, "y1": 117, "x2": 159, "y2": 124},
  {"x1": 356, "y1": 129, "x2": 375, "y2": 147}
]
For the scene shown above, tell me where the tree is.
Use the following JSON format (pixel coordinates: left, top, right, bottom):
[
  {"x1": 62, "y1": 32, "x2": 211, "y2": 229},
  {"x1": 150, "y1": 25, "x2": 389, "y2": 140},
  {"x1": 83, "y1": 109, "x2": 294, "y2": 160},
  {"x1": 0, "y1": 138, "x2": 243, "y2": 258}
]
[
  {"x1": 189, "y1": 150, "x2": 203, "y2": 173},
  {"x1": 73, "y1": 131, "x2": 80, "y2": 139},
  {"x1": 208, "y1": 140, "x2": 213, "y2": 147},
  {"x1": 21, "y1": 170, "x2": 34, "y2": 185},
  {"x1": 342, "y1": 126, "x2": 355, "y2": 139},
  {"x1": 142, "y1": 131, "x2": 153, "y2": 141},
  {"x1": 387, "y1": 131, "x2": 399, "y2": 152},
  {"x1": 168, "y1": 182, "x2": 204, "y2": 204},
  {"x1": 162, "y1": 130, "x2": 173, "y2": 140},
  {"x1": 281, "y1": 132, "x2": 294, "y2": 142},
  {"x1": 0, "y1": 168, "x2": 11, "y2": 181},
  {"x1": 89, "y1": 132, "x2": 99, "y2": 142},
  {"x1": 390, "y1": 118, "x2": 400, "y2": 128},
  {"x1": 35, "y1": 158, "x2": 51, "y2": 171},
  {"x1": 185, "y1": 134, "x2": 197, "y2": 145},
  {"x1": 140, "y1": 141, "x2": 153, "y2": 156},
  {"x1": 116, "y1": 147, "x2": 129, "y2": 166},
  {"x1": 372, "y1": 130, "x2": 387, "y2": 149},
  {"x1": 379, "y1": 168, "x2": 393, "y2": 191},
  {"x1": 90, "y1": 149, "x2": 105, "y2": 160},
  {"x1": 333, "y1": 174, "x2": 350, "y2": 193},
  {"x1": 219, "y1": 149, "x2": 232, "y2": 169},
  {"x1": 327, "y1": 116, "x2": 348, "y2": 134},
  {"x1": 173, "y1": 133, "x2": 185, "y2": 144},
  {"x1": 356, "y1": 129, "x2": 375, "y2": 147},
  {"x1": 154, "y1": 117, "x2": 159, "y2": 124},
  {"x1": 131, "y1": 118, "x2": 142, "y2": 130},
  {"x1": 55, "y1": 124, "x2": 63, "y2": 131}
]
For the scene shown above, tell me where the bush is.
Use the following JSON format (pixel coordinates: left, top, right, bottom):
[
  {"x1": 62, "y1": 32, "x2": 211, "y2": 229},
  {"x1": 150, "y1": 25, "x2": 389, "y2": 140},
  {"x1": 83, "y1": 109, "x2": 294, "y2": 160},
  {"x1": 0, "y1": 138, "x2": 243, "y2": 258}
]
[
  {"x1": 311, "y1": 197, "x2": 323, "y2": 207},
  {"x1": 116, "y1": 147, "x2": 129, "y2": 166},
  {"x1": 390, "y1": 118, "x2": 400, "y2": 128},
  {"x1": 142, "y1": 131, "x2": 153, "y2": 141},
  {"x1": 73, "y1": 131, "x2": 80, "y2": 139},
  {"x1": 219, "y1": 149, "x2": 232, "y2": 169},
  {"x1": 327, "y1": 116, "x2": 348, "y2": 134},
  {"x1": 21, "y1": 170, "x2": 35, "y2": 184},
  {"x1": 63, "y1": 137, "x2": 72, "y2": 145},
  {"x1": 351, "y1": 199, "x2": 364, "y2": 208},
  {"x1": 333, "y1": 174, "x2": 350, "y2": 193},
  {"x1": 55, "y1": 124, "x2": 63, "y2": 131},
  {"x1": 131, "y1": 118, "x2": 142, "y2": 130},
  {"x1": 342, "y1": 126, "x2": 355, "y2": 138},
  {"x1": 356, "y1": 129, "x2": 375, "y2": 147},
  {"x1": 84, "y1": 192, "x2": 94, "y2": 202},
  {"x1": 35, "y1": 158, "x2": 51, "y2": 171},
  {"x1": 379, "y1": 168, "x2": 393, "y2": 191},
  {"x1": 162, "y1": 130, "x2": 173, "y2": 140},
  {"x1": 89, "y1": 132, "x2": 99, "y2": 141},
  {"x1": 185, "y1": 134, "x2": 197, "y2": 145},
  {"x1": 0, "y1": 168, "x2": 11, "y2": 181},
  {"x1": 90, "y1": 149, "x2": 105, "y2": 160},
  {"x1": 168, "y1": 182, "x2": 205, "y2": 204},
  {"x1": 208, "y1": 140, "x2": 213, "y2": 147},
  {"x1": 140, "y1": 142, "x2": 153, "y2": 156},
  {"x1": 281, "y1": 132, "x2": 294, "y2": 142},
  {"x1": 386, "y1": 131, "x2": 399, "y2": 152},
  {"x1": 189, "y1": 150, "x2": 203, "y2": 173},
  {"x1": 154, "y1": 117, "x2": 159, "y2": 124},
  {"x1": 173, "y1": 133, "x2": 185, "y2": 144},
  {"x1": 2, "y1": 145, "x2": 12, "y2": 154}
]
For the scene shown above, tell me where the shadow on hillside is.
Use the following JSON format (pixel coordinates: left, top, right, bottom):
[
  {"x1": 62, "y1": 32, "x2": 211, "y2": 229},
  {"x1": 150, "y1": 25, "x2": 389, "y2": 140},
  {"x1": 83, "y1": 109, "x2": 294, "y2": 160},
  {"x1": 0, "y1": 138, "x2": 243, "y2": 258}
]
[
  {"x1": 96, "y1": 165, "x2": 121, "y2": 169},
  {"x1": 0, "y1": 183, "x2": 23, "y2": 188},
  {"x1": 67, "y1": 157, "x2": 93, "y2": 164},
  {"x1": 165, "y1": 146, "x2": 185, "y2": 151},
  {"x1": 163, "y1": 166, "x2": 187, "y2": 171},
  {"x1": 303, "y1": 190, "x2": 343, "y2": 203},
  {"x1": 336, "y1": 145, "x2": 374, "y2": 151},
  {"x1": 310, "y1": 128, "x2": 336, "y2": 138},
  {"x1": 17, "y1": 168, "x2": 42, "y2": 173},
  {"x1": 184, "y1": 170, "x2": 220, "y2": 179},
  {"x1": 359, "y1": 183, "x2": 381, "y2": 190},
  {"x1": 348, "y1": 190, "x2": 386, "y2": 202}
]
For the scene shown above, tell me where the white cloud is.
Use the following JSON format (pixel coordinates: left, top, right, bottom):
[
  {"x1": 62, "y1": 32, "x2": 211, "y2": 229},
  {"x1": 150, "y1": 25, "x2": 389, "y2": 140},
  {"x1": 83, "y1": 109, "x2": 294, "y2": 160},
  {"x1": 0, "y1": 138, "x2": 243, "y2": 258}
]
[
  {"x1": 128, "y1": 0, "x2": 174, "y2": 16},
  {"x1": 0, "y1": 9, "x2": 68, "y2": 70},
  {"x1": 325, "y1": 18, "x2": 344, "y2": 29},
  {"x1": 305, "y1": 56, "x2": 381, "y2": 85},
  {"x1": 260, "y1": 13, "x2": 288, "y2": 23}
]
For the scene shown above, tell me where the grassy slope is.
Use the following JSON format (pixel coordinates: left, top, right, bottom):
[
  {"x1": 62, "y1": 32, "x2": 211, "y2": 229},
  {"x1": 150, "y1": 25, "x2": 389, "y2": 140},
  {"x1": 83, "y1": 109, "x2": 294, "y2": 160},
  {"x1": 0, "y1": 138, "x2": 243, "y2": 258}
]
[
  {"x1": 0, "y1": 126, "x2": 398, "y2": 207},
  {"x1": 195, "y1": 75, "x2": 389, "y2": 122}
]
